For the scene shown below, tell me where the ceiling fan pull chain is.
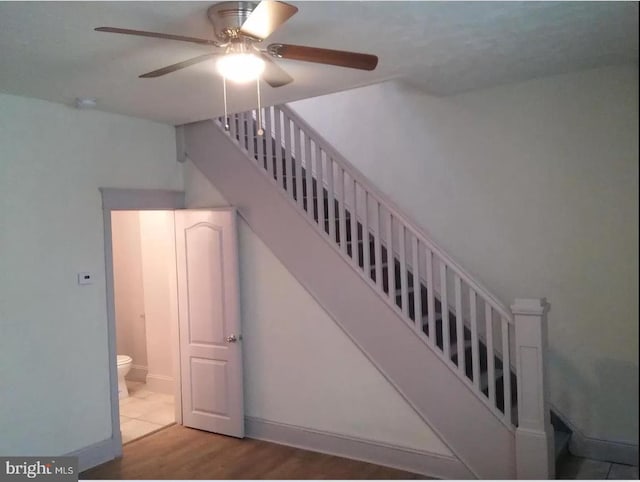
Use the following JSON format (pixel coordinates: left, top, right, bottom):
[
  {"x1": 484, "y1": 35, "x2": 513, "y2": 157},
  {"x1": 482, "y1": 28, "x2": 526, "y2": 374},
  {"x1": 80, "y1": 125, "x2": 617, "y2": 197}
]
[
  {"x1": 223, "y1": 76, "x2": 230, "y2": 130},
  {"x1": 256, "y1": 79, "x2": 264, "y2": 136}
]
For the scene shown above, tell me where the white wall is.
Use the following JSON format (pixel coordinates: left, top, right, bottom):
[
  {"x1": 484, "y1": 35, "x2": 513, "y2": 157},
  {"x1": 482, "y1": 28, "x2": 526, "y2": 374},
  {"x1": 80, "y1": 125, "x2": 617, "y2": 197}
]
[
  {"x1": 289, "y1": 65, "x2": 639, "y2": 446},
  {"x1": 184, "y1": 160, "x2": 453, "y2": 456},
  {"x1": 139, "y1": 210, "x2": 177, "y2": 394},
  {"x1": 112, "y1": 211, "x2": 148, "y2": 381},
  {"x1": 0, "y1": 93, "x2": 181, "y2": 456},
  {"x1": 110, "y1": 210, "x2": 177, "y2": 391}
]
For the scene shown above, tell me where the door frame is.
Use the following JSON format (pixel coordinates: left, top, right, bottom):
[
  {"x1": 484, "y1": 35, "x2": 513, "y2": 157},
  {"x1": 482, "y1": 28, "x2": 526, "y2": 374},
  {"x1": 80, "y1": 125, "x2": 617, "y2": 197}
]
[{"x1": 100, "y1": 188, "x2": 185, "y2": 455}]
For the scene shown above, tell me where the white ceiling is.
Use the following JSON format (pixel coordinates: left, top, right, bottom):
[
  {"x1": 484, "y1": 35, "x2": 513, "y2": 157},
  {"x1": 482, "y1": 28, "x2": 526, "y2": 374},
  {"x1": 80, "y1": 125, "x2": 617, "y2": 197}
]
[{"x1": 1, "y1": 1, "x2": 637, "y2": 125}]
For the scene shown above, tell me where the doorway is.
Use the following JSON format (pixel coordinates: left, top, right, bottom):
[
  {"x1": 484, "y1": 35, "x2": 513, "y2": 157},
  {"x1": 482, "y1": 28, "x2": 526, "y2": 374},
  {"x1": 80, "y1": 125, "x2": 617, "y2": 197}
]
[
  {"x1": 101, "y1": 189, "x2": 245, "y2": 456},
  {"x1": 110, "y1": 210, "x2": 179, "y2": 443}
]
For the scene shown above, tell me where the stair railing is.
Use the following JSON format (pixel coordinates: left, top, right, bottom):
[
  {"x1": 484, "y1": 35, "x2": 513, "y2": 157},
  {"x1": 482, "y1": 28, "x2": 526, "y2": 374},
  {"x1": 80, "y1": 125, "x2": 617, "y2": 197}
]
[{"x1": 213, "y1": 105, "x2": 554, "y2": 477}]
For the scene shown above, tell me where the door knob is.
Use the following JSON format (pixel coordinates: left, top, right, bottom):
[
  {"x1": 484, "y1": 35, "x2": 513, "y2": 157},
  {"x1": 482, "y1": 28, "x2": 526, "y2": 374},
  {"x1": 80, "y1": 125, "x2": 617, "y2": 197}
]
[{"x1": 225, "y1": 334, "x2": 239, "y2": 343}]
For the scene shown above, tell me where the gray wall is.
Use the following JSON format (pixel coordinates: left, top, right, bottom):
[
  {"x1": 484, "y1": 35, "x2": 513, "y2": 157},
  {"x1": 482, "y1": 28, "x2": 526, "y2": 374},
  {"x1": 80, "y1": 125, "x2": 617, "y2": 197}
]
[
  {"x1": 0, "y1": 93, "x2": 181, "y2": 456},
  {"x1": 289, "y1": 64, "x2": 639, "y2": 448}
]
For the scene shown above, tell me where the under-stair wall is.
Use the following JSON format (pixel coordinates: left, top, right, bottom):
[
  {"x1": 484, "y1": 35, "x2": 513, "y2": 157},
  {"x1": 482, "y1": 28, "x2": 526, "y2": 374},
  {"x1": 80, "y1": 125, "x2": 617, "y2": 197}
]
[
  {"x1": 182, "y1": 106, "x2": 554, "y2": 479},
  {"x1": 183, "y1": 163, "x2": 468, "y2": 479}
]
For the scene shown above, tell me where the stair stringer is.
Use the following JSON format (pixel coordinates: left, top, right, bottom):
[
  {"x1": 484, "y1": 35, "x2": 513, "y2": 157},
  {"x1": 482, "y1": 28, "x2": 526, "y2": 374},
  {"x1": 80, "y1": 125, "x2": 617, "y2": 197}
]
[{"x1": 183, "y1": 119, "x2": 516, "y2": 479}]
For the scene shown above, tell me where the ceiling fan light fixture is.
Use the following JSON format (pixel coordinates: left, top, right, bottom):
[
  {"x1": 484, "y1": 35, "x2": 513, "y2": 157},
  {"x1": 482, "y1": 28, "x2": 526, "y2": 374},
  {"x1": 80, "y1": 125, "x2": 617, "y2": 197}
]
[{"x1": 217, "y1": 53, "x2": 265, "y2": 83}]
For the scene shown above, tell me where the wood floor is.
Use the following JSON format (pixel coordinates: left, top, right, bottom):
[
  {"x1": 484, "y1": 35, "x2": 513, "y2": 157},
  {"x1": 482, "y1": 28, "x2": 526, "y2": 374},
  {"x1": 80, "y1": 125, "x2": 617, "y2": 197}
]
[{"x1": 81, "y1": 425, "x2": 428, "y2": 480}]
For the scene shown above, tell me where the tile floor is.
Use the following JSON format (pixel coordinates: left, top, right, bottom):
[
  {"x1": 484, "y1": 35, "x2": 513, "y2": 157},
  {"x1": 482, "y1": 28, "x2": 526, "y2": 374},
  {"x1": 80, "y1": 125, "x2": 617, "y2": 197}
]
[
  {"x1": 557, "y1": 453, "x2": 639, "y2": 480},
  {"x1": 119, "y1": 381, "x2": 175, "y2": 444}
]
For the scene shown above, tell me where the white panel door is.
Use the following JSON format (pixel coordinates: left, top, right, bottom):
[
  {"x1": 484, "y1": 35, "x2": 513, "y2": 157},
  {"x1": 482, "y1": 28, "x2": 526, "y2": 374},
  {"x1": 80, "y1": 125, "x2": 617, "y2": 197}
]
[{"x1": 175, "y1": 208, "x2": 244, "y2": 438}]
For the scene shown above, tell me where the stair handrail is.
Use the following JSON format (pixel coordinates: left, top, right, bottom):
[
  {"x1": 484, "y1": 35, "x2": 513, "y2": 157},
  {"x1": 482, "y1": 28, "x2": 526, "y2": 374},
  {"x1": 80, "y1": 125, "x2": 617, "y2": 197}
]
[{"x1": 280, "y1": 104, "x2": 513, "y2": 324}]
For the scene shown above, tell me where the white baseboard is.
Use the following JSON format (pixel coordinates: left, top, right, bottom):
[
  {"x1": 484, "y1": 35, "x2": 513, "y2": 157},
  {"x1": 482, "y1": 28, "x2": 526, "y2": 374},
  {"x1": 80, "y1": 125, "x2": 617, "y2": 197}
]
[
  {"x1": 66, "y1": 436, "x2": 120, "y2": 472},
  {"x1": 570, "y1": 432, "x2": 639, "y2": 466},
  {"x1": 145, "y1": 374, "x2": 174, "y2": 394},
  {"x1": 551, "y1": 404, "x2": 638, "y2": 466},
  {"x1": 126, "y1": 364, "x2": 147, "y2": 383},
  {"x1": 245, "y1": 416, "x2": 473, "y2": 479}
]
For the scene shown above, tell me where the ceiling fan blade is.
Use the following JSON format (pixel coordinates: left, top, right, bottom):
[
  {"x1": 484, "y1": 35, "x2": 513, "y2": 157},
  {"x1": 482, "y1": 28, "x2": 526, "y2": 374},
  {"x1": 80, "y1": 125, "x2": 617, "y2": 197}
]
[
  {"x1": 139, "y1": 53, "x2": 221, "y2": 78},
  {"x1": 239, "y1": 1, "x2": 298, "y2": 41},
  {"x1": 267, "y1": 43, "x2": 378, "y2": 71},
  {"x1": 95, "y1": 27, "x2": 218, "y2": 46},
  {"x1": 259, "y1": 53, "x2": 293, "y2": 87}
]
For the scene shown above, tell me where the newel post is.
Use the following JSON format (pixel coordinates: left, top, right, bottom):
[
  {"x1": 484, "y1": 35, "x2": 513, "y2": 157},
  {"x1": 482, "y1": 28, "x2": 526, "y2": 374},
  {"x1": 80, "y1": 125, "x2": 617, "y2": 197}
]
[{"x1": 512, "y1": 298, "x2": 555, "y2": 479}]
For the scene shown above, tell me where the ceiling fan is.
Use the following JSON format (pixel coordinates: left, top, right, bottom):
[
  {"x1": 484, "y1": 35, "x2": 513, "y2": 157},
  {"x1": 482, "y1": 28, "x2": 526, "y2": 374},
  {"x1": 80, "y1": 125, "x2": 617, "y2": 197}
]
[{"x1": 95, "y1": 0, "x2": 379, "y2": 88}]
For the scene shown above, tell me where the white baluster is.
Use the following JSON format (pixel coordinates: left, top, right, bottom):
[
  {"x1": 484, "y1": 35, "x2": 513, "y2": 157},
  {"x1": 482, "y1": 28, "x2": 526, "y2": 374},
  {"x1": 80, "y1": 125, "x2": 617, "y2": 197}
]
[
  {"x1": 374, "y1": 200, "x2": 383, "y2": 292},
  {"x1": 440, "y1": 261, "x2": 450, "y2": 361},
  {"x1": 349, "y1": 176, "x2": 358, "y2": 265},
  {"x1": 501, "y1": 317, "x2": 512, "y2": 424},
  {"x1": 257, "y1": 109, "x2": 265, "y2": 169},
  {"x1": 230, "y1": 113, "x2": 237, "y2": 140},
  {"x1": 485, "y1": 304, "x2": 496, "y2": 405},
  {"x1": 426, "y1": 249, "x2": 435, "y2": 345},
  {"x1": 327, "y1": 157, "x2": 336, "y2": 243},
  {"x1": 316, "y1": 145, "x2": 325, "y2": 230},
  {"x1": 361, "y1": 190, "x2": 370, "y2": 278},
  {"x1": 294, "y1": 127, "x2": 303, "y2": 209},
  {"x1": 455, "y1": 275, "x2": 465, "y2": 375},
  {"x1": 398, "y1": 224, "x2": 408, "y2": 318},
  {"x1": 274, "y1": 108, "x2": 284, "y2": 188},
  {"x1": 470, "y1": 289, "x2": 480, "y2": 389},
  {"x1": 385, "y1": 210, "x2": 395, "y2": 303},
  {"x1": 238, "y1": 111, "x2": 246, "y2": 151},
  {"x1": 265, "y1": 107, "x2": 274, "y2": 179},
  {"x1": 339, "y1": 168, "x2": 348, "y2": 256},
  {"x1": 283, "y1": 113, "x2": 292, "y2": 197},
  {"x1": 247, "y1": 110, "x2": 256, "y2": 160},
  {"x1": 412, "y1": 235, "x2": 422, "y2": 329},
  {"x1": 304, "y1": 133, "x2": 313, "y2": 220}
]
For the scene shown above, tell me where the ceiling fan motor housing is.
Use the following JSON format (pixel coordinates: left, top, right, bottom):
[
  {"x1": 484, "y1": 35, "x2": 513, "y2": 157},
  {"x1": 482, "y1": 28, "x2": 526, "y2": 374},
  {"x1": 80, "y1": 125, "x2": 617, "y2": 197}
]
[{"x1": 207, "y1": 1, "x2": 259, "y2": 41}]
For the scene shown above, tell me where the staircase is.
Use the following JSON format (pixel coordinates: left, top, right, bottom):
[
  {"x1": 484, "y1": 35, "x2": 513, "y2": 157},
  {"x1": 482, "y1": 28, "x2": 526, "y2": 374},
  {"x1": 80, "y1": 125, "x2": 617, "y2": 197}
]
[
  {"x1": 235, "y1": 112, "x2": 519, "y2": 422},
  {"x1": 182, "y1": 104, "x2": 561, "y2": 479}
]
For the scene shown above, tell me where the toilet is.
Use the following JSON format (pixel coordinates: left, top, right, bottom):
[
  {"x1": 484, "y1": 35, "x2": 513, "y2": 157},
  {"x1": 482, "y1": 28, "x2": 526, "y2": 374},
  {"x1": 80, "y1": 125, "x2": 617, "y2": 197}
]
[{"x1": 116, "y1": 355, "x2": 133, "y2": 399}]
